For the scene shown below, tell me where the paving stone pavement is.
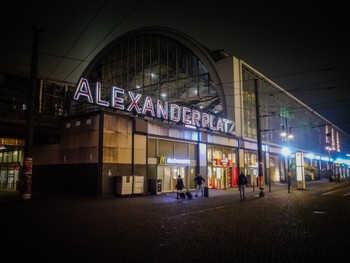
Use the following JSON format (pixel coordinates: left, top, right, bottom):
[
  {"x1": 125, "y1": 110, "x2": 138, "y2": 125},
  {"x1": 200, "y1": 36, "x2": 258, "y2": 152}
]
[{"x1": 1, "y1": 180, "x2": 349, "y2": 263}]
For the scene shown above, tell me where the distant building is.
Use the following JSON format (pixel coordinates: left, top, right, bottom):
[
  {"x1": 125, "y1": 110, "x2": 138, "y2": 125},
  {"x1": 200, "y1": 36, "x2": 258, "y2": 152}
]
[{"x1": 1, "y1": 27, "x2": 349, "y2": 197}]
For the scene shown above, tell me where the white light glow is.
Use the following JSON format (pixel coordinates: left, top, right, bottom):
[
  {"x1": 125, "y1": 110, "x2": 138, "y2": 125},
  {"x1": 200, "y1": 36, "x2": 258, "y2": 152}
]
[
  {"x1": 166, "y1": 158, "x2": 190, "y2": 165},
  {"x1": 305, "y1": 153, "x2": 315, "y2": 159},
  {"x1": 334, "y1": 158, "x2": 350, "y2": 166},
  {"x1": 281, "y1": 147, "x2": 291, "y2": 157}
]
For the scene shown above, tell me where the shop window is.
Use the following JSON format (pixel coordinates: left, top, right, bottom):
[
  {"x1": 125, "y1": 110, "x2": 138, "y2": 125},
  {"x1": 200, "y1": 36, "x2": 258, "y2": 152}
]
[
  {"x1": 3, "y1": 152, "x2": 11, "y2": 163},
  {"x1": 245, "y1": 151, "x2": 257, "y2": 167},
  {"x1": 213, "y1": 147, "x2": 222, "y2": 166},
  {"x1": 175, "y1": 142, "x2": 187, "y2": 158},
  {"x1": 158, "y1": 140, "x2": 173, "y2": 157},
  {"x1": 148, "y1": 138, "x2": 156, "y2": 158},
  {"x1": 207, "y1": 147, "x2": 212, "y2": 164},
  {"x1": 12, "y1": 150, "x2": 18, "y2": 163},
  {"x1": 189, "y1": 144, "x2": 197, "y2": 160}
]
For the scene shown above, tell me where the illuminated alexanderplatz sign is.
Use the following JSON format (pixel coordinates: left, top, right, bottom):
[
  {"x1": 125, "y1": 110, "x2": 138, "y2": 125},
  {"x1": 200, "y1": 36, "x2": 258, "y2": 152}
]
[{"x1": 73, "y1": 78, "x2": 235, "y2": 135}]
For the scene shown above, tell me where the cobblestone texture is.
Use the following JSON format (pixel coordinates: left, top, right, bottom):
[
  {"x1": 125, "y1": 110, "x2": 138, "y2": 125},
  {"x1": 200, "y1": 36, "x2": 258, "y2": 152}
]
[{"x1": 1, "y1": 180, "x2": 349, "y2": 263}]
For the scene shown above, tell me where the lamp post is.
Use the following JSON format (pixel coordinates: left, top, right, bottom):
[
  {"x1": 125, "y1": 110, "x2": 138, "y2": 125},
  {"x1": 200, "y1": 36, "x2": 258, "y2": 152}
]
[
  {"x1": 19, "y1": 26, "x2": 44, "y2": 200},
  {"x1": 326, "y1": 145, "x2": 332, "y2": 181},
  {"x1": 281, "y1": 147, "x2": 291, "y2": 193},
  {"x1": 254, "y1": 79, "x2": 264, "y2": 197},
  {"x1": 280, "y1": 117, "x2": 294, "y2": 192},
  {"x1": 325, "y1": 131, "x2": 332, "y2": 181}
]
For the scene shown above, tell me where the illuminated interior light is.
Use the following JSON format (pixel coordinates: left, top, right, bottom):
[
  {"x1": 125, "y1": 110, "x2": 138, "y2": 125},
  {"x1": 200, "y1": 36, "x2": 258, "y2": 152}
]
[
  {"x1": 185, "y1": 124, "x2": 197, "y2": 129},
  {"x1": 281, "y1": 147, "x2": 291, "y2": 157},
  {"x1": 305, "y1": 153, "x2": 315, "y2": 159}
]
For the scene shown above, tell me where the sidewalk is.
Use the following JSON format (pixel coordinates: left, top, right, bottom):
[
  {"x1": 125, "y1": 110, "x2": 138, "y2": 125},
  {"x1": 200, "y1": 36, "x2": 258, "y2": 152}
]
[{"x1": 0, "y1": 181, "x2": 292, "y2": 204}]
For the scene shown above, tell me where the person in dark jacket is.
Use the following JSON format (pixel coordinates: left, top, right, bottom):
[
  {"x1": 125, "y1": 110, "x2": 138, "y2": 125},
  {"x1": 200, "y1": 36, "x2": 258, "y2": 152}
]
[
  {"x1": 175, "y1": 175, "x2": 185, "y2": 199},
  {"x1": 236, "y1": 172, "x2": 248, "y2": 201},
  {"x1": 194, "y1": 174, "x2": 205, "y2": 197}
]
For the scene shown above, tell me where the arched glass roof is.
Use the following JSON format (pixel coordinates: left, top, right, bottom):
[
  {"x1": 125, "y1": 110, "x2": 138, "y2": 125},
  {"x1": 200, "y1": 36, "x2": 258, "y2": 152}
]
[{"x1": 76, "y1": 31, "x2": 224, "y2": 118}]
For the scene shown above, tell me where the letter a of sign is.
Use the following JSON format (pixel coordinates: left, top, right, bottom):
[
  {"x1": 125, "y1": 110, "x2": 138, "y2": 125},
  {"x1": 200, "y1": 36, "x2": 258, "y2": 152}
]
[{"x1": 73, "y1": 78, "x2": 93, "y2": 103}]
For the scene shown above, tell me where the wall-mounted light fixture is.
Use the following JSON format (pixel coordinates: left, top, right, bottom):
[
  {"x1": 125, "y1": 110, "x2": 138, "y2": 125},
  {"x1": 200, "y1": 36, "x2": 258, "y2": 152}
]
[
  {"x1": 287, "y1": 128, "x2": 294, "y2": 139},
  {"x1": 280, "y1": 125, "x2": 287, "y2": 137},
  {"x1": 281, "y1": 125, "x2": 293, "y2": 140}
]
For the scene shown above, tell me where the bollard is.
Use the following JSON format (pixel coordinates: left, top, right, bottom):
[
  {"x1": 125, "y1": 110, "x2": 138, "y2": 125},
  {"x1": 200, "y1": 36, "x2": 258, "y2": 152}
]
[
  {"x1": 252, "y1": 182, "x2": 255, "y2": 192},
  {"x1": 288, "y1": 173, "x2": 291, "y2": 193}
]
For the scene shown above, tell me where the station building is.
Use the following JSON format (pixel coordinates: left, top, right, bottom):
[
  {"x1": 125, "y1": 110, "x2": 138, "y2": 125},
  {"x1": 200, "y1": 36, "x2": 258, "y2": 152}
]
[{"x1": 1, "y1": 27, "x2": 349, "y2": 197}]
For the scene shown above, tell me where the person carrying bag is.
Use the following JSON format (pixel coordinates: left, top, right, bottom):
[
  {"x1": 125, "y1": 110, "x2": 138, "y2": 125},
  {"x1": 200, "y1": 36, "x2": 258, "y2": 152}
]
[{"x1": 175, "y1": 175, "x2": 185, "y2": 199}]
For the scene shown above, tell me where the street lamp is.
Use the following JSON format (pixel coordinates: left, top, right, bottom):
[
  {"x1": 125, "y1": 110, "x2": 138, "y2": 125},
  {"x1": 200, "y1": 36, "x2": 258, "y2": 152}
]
[
  {"x1": 325, "y1": 131, "x2": 333, "y2": 180},
  {"x1": 254, "y1": 79, "x2": 265, "y2": 197},
  {"x1": 287, "y1": 128, "x2": 294, "y2": 139},
  {"x1": 19, "y1": 26, "x2": 44, "y2": 200},
  {"x1": 281, "y1": 125, "x2": 294, "y2": 141},
  {"x1": 281, "y1": 119, "x2": 293, "y2": 192},
  {"x1": 325, "y1": 144, "x2": 332, "y2": 181},
  {"x1": 281, "y1": 147, "x2": 291, "y2": 193}
]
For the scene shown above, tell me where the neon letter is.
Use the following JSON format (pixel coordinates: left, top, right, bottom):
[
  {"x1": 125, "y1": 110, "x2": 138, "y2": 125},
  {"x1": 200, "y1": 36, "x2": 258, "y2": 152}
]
[
  {"x1": 156, "y1": 100, "x2": 168, "y2": 119},
  {"x1": 73, "y1": 78, "x2": 93, "y2": 103},
  {"x1": 142, "y1": 96, "x2": 155, "y2": 116},
  {"x1": 95, "y1": 82, "x2": 109, "y2": 106},
  {"x1": 111, "y1": 87, "x2": 124, "y2": 110},
  {"x1": 191, "y1": 109, "x2": 201, "y2": 127},
  {"x1": 170, "y1": 104, "x2": 181, "y2": 122},
  {"x1": 127, "y1": 91, "x2": 141, "y2": 114}
]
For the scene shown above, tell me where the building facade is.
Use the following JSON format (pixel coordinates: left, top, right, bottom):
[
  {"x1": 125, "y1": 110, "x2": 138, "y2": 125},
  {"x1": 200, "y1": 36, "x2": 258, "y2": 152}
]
[{"x1": 1, "y1": 27, "x2": 349, "y2": 197}]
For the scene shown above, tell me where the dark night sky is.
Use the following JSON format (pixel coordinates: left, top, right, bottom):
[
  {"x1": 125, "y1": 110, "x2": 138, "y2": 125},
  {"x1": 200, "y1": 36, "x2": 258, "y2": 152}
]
[{"x1": 1, "y1": 0, "x2": 350, "y2": 136}]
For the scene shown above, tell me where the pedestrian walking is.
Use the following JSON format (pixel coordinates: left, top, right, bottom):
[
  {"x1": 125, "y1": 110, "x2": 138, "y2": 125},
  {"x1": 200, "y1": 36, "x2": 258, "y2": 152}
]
[
  {"x1": 236, "y1": 172, "x2": 248, "y2": 201},
  {"x1": 194, "y1": 174, "x2": 205, "y2": 197},
  {"x1": 175, "y1": 175, "x2": 185, "y2": 199},
  {"x1": 336, "y1": 173, "x2": 341, "y2": 182}
]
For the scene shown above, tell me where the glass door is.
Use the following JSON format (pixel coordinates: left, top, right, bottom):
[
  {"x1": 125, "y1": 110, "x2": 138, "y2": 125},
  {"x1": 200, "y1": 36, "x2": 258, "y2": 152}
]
[
  {"x1": 163, "y1": 167, "x2": 172, "y2": 192},
  {"x1": 157, "y1": 166, "x2": 186, "y2": 192}
]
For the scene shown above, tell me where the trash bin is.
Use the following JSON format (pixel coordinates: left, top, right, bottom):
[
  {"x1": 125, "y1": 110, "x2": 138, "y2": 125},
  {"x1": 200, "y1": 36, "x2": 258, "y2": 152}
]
[
  {"x1": 204, "y1": 186, "x2": 209, "y2": 197},
  {"x1": 157, "y1": 179, "x2": 162, "y2": 194},
  {"x1": 148, "y1": 179, "x2": 157, "y2": 195},
  {"x1": 115, "y1": 176, "x2": 133, "y2": 196}
]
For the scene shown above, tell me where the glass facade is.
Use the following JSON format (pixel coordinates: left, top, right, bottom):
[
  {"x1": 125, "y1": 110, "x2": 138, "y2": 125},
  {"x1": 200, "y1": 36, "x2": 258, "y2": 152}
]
[
  {"x1": 0, "y1": 148, "x2": 23, "y2": 189},
  {"x1": 0, "y1": 73, "x2": 70, "y2": 117},
  {"x1": 76, "y1": 34, "x2": 223, "y2": 119},
  {"x1": 242, "y1": 65, "x2": 349, "y2": 156},
  {"x1": 73, "y1": 29, "x2": 350, "y2": 191},
  {"x1": 207, "y1": 146, "x2": 237, "y2": 189},
  {"x1": 150, "y1": 138, "x2": 197, "y2": 192}
]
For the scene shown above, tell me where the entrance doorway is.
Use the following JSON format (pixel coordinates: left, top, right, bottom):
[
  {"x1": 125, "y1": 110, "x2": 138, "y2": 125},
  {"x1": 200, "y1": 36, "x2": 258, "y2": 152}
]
[
  {"x1": 157, "y1": 166, "x2": 186, "y2": 193},
  {"x1": 0, "y1": 164, "x2": 19, "y2": 190}
]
